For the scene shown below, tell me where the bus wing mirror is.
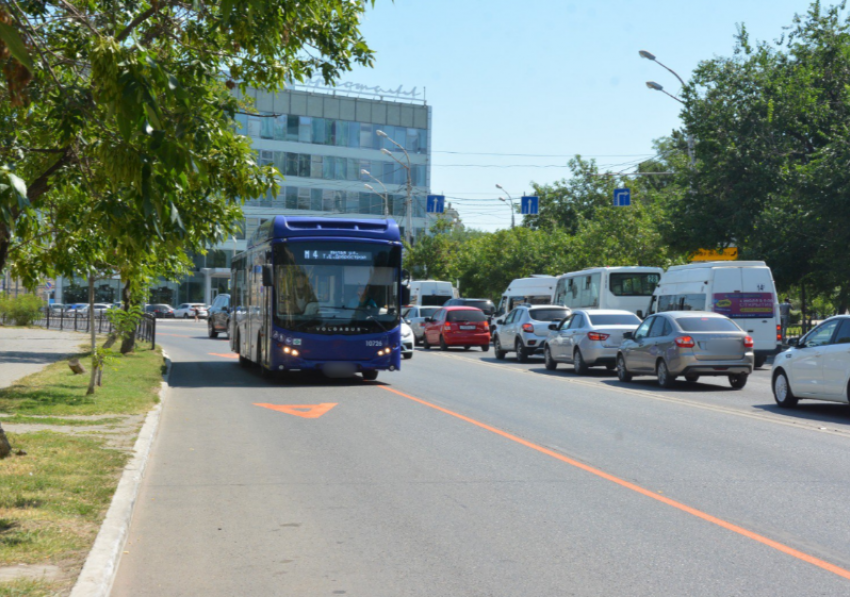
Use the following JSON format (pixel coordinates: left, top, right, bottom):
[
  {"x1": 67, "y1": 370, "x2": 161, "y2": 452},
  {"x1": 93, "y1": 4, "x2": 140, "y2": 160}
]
[
  {"x1": 401, "y1": 284, "x2": 411, "y2": 305},
  {"x1": 401, "y1": 269, "x2": 411, "y2": 285},
  {"x1": 636, "y1": 310, "x2": 644, "y2": 319},
  {"x1": 261, "y1": 265, "x2": 274, "y2": 287}
]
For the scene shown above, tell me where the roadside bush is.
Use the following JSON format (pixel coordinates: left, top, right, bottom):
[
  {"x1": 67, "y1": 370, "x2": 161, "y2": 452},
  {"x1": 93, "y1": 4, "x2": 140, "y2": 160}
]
[{"x1": 0, "y1": 293, "x2": 45, "y2": 326}]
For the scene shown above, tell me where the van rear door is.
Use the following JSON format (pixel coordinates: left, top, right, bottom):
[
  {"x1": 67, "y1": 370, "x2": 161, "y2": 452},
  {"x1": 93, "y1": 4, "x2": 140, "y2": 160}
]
[
  {"x1": 711, "y1": 267, "x2": 777, "y2": 354},
  {"x1": 741, "y1": 267, "x2": 779, "y2": 353}
]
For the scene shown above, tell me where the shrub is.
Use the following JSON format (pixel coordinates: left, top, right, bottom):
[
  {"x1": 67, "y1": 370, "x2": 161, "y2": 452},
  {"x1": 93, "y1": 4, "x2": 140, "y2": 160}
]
[{"x1": 0, "y1": 293, "x2": 45, "y2": 326}]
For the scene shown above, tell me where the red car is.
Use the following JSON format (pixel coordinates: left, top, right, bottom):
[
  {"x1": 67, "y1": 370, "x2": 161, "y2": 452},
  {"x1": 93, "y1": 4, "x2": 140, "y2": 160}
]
[{"x1": 422, "y1": 306, "x2": 491, "y2": 351}]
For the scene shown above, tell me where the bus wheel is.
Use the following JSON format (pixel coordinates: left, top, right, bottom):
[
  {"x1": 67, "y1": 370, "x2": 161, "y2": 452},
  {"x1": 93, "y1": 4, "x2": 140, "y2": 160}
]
[{"x1": 362, "y1": 370, "x2": 378, "y2": 381}]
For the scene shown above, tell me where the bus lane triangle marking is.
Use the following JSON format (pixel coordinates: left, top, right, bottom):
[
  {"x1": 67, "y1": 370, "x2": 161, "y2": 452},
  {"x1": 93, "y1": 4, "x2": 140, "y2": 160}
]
[{"x1": 253, "y1": 403, "x2": 337, "y2": 419}]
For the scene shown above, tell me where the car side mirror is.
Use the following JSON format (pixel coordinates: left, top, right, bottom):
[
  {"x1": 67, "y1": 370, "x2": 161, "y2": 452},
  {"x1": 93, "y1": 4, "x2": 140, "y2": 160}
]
[
  {"x1": 424, "y1": 317, "x2": 434, "y2": 323},
  {"x1": 261, "y1": 264, "x2": 273, "y2": 287},
  {"x1": 787, "y1": 337, "x2": 799, "y2": 347},
  {"x1": 548, "y1": 323, "x2": 558, "y2": 331},
  {"x1": 623, "y1": 331, "x2": 634, "y2": 340},
  {"x1": 496, "y1": 318, "x2": 505, "y2": 325},
  {"x1": 636, "y1": 310, "x2": 643, "y2": 319}
]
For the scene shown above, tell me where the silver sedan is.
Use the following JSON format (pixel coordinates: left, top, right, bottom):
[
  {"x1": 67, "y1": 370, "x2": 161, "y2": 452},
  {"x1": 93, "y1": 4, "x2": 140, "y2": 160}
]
[
  {"x1": 544, "y1": 309, "x2": 642, "y2": 374},
  {"x1": 617, "y1": 311, "x2": 754, "y2": 389},
  {"x1": 402, "y1": 305, "x2": 442, "y2": 344}
]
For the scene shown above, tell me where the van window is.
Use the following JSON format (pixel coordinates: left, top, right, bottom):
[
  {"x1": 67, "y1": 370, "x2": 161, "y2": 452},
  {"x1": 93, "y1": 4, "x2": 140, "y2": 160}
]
[
  {"x1": 610, "y1": 273, "x2": 660, "y2": 296},
  {"x1": 658, "y1": 294, "x2": 706, "y2": 312}
]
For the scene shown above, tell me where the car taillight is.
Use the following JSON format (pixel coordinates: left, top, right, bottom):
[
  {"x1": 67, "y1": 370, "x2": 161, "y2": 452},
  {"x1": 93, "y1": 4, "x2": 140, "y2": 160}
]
[
  {"x1": 744, "y1": 335, "x2": 754, "y2": 349},
  {"x1": 482, "y1": 321, "x2": 489, "y2": 330},
  {"x1": 444, "y1": 324, "x2": 452, "y2": 331},
  {"x1": 522, "y1": 323, "x2": 534, "y2": 333},
  {"x1": 776, "y1": 324, "x2": 781, "y2": 342},
  {"x1": 674, "y1": 336, "x2": 695, "y2": 348},
  {"x1": 587, "y1": 332, "x2": 610, "y2": 341}
]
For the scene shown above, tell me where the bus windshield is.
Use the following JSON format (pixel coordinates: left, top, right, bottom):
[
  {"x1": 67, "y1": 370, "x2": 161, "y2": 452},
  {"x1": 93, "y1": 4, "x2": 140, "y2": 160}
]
[{"x1": 274, "y1": 241, "x2": 401, "y2": 334}]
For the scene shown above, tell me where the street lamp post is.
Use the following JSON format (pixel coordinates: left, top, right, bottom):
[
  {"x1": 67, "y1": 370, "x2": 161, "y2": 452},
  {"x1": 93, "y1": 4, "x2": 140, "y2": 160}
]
[
  {"x1": 496, "y1": 184, "x2": 515, "y2": 228},
  {"x1": 361, "y1": 169, "x2": 389, "y2": 217},
  {"x1": 640, "y1": 51, "x2": 696, "y2": 167},
  {"x1": 377, "y1": 130, "x2": 413, "y2": 245}
]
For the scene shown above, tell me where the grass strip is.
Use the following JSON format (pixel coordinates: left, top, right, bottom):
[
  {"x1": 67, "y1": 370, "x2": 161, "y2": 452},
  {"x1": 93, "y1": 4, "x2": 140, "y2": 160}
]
[
  {"x1": 0, "y1": 345, "x2": 163, "y2": 416},
  {"x1": 0, "y1": 343, "x2": 164, "y2": 596}
]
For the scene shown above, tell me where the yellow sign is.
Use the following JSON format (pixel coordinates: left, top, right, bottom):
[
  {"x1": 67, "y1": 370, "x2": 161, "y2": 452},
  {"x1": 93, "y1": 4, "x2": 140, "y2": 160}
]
[{"x1": 689, "y1": 248, "x2": 738, "y2": 262}]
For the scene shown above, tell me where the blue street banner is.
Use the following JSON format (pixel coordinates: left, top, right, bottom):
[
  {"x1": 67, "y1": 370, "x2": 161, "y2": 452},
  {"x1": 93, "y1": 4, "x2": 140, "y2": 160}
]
[
  {"x1": 520, "y1": 196, "x2": 539, "y2": 215},
  {"x1": 426, "y1": 195, "x2": 445, "y2": 214},
  {"x1": 613, "y1": 188, "x2": 631, "y2": 207}
]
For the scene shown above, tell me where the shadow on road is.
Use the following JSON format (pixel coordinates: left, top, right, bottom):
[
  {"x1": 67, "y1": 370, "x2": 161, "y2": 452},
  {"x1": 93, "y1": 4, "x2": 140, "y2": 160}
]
[
  {"x1": 752, "y1": 402, "x2": 850, "y2": 425},
  {"x1": 167, "y1": 360, "x2": 387, "y2": 389}
]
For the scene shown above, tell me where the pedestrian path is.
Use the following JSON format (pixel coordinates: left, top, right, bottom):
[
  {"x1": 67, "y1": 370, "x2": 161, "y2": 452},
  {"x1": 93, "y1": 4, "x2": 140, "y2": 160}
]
[{"x1": 0, "y1": 327, "x2": 86, "y2": 388}]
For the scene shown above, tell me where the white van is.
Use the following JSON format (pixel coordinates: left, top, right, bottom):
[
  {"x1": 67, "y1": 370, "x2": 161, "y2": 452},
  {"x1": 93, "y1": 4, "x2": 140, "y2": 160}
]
[
  {"x1": 408, "y1": 280, "x2": 458, "y2": 307},
  {"x1": 496, "y1": 276, "x2": 558, "y2": 315},
  {"x1": 553, "y1": 267, "x2": 663, "y2": 316},
  {"x1": 649, "y1": 261, "x2": 780, "y2": 367}
]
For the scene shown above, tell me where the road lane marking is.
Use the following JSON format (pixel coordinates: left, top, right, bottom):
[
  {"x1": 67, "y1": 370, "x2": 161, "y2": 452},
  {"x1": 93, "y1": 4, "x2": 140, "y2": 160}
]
[
  {"x1": 381, "y1": 385, "x2": 850, "y2": 583},
  {"x1": 209, "y1": 352, "x2": 239, "y2": 359},
  {"x1": 253, "y1": 403, "x2": 337, "y2": 418},
  {"x1": 426, "y1": 351, "x2": 850, "y2": 438}
]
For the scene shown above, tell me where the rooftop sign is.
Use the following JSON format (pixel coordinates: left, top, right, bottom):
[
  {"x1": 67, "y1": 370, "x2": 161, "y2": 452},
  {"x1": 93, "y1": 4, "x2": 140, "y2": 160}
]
[{"x1": 290, "y1": 76, "x2": 424, "y2": 102}]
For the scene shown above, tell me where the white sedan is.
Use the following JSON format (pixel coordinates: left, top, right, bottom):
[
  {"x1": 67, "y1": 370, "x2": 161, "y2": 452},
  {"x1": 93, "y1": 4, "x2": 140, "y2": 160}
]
[
  {"x1": 401, "y1": 321, "x2": 414, "y2": 359},
  {"x1": 772, "y1": 315, "x2": 850, "y2": 407},
  {"x1": 174, "y1": 303, "x2": 208, "y2": 319}
]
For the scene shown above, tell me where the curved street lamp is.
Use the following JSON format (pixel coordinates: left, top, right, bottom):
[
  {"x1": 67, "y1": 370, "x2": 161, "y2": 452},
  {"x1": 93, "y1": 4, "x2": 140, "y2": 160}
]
[
  {"x1": 361, "y1": 169, "x2": 389, "y2": 216},
  {"x1": 640, "y1": 51, "x2": 696, "y2": 166},
  {"x1": 496, "y1": 184, "x2": 515, "y2": 229},
  {"x1": 377, "y1": 130, "x2": 412, "y2": 244}
]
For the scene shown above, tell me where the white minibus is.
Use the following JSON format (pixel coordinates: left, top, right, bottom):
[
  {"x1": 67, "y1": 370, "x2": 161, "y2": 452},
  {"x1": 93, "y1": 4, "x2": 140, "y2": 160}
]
[
  {"x1": 407, "y1": 280, "x2": 459, "y2": 307},
  {"x1": 496, "y1": 276, "x2": 558, "y2": 315},
  {"x1": 553, "y1": 267, "x2": 663, "y2": 316},
  {"x1": 649, "y1": 261, "x2": 780, "y2": 367}
]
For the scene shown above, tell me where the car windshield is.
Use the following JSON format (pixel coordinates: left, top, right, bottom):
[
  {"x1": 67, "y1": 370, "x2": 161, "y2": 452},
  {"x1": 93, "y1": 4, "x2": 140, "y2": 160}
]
[
  {"x1": 676, "y1": 317, "x2": 741, "y2": 332},
  {"x1": 588, "y1": 313, "x2": 642, "y2": 326},
  {"x1": 529, "y1": 308, "x2": 569, "y2": 322},
  {"x1": 447, "y1": 310, "x2": 487, "y2": 323},
  {"x1": 274, "y1": 241, "x2": 401, "y2": 334}
]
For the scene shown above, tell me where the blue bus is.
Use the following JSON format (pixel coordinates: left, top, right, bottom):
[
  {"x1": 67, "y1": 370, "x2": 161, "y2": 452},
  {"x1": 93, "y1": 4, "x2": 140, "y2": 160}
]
[{"x1": 229, "y1": 216, "x2": 407, "y2": 380}]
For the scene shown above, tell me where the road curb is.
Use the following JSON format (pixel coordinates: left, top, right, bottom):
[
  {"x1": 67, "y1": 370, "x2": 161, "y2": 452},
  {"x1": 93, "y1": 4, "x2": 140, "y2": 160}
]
[{"x1": 69, "y1": 350, "x2": 172, "y2": 597}]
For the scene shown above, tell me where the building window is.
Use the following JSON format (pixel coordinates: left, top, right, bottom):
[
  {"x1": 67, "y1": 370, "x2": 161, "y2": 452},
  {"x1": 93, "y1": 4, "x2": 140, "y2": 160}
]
[
  {"x1": 285, "y1": 152, "x2": 298, "y2": 177},
  {"x1": 382, "y1": 162, "x2": 394, "y2": 184},
  {"x1": 274, "y1": 115, "x2": 287, "y2": 140},
  {"x1": 360, "y1": 123, "x2": 375, "y2": 149},
  {"x1": 285, "y1": 186, "x2": 298, "y2": 209},
  {"x1": 311, "y1": 188, "x2": 323, "y2": 211},
  {"x1": 297, "y1": 187, "x2": 310, "y2": 210},
  {"x1": 259, "y1": 150, "x2": 274, "y2": 166},
  {"x1": 334, "y1": 156, "x2": 347, "y2": 180},
  {"x1": 298, "y1": 116, "x2": 312, "y2": 143},
  {"x1": 311, "y1": 155, "x2": 323, "y2": 179},
  {"x1": 322, "y1": 155, "x2": 334, "y2": 179},
  {"x1": 286, "y1": 115, "x2": 299, "y2": 141},
  {"x1": 348, "y1": 122, "x2": 360, "y2": 148},
  {"x1": 312, "y1": 118, "x2": 326, "y2": 145},
  {"x1": 260, "y1": 115, "x2": 274, "y2": 139},
  {"x1": 247, "y1": 116, "x2": 261, "y2": 137},
  {"x1": 359, "y1": 160, "x2": 371, "y2": 181},
  {"x1": 298, "y1": 154, "x2": 310, "y2": 178},
  {"x1": 346, "y1": 191, "x2": 359, "y2": 213}
]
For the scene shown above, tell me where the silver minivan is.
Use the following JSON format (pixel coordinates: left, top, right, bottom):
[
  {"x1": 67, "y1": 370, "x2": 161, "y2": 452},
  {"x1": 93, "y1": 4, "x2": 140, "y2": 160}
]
[{"x1": 617, "y1": 311, "x2": 754, "y2": 389}]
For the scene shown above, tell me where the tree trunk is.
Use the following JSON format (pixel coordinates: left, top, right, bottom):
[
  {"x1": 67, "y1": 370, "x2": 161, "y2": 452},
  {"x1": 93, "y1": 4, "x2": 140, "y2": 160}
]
[
  {"x1": 120, "y1": 283, "x2": 136, "y2": 354},
  {"x1": 86, "y1": 275, "x2": 98, "y2": 396},
  {"x1": 0, "y1": 422, "x2": 11, "y2": 459}
]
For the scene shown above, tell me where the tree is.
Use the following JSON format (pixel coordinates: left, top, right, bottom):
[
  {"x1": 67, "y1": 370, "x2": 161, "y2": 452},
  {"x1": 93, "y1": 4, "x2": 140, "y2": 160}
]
[
  {"x1": 0, "y1": 0, "x2": 378, "y2": 277},
  {"x1": 671, "y1": 1, "x2": 850, "y2": 303}
]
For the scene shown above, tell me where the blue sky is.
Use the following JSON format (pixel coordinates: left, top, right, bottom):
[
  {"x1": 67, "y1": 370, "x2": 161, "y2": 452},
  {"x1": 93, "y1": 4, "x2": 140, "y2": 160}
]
[{"x1": 341, "y1": 0, "x2": 816, "y2": 231}]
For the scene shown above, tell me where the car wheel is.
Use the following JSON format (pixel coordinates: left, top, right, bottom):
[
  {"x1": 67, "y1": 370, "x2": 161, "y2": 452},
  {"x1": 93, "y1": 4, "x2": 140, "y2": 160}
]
[
  {"x1": 362, "y1": 370, "x2": 379, "y2": 381},
  {"x1": 494, "y1": 336, "x2": 506, "y2": 360},
  {"x1": 402, "y1": 353, "x2": 413, "y2": 360},
  {"x1": 729, "y1": 373, "x2": 748, "y2": 389},
  {"x1": 208, "y1": 321, "x2": 218, "y2": 339},
  {"x1": 754, "y1": 355, "x2": 767, "y2": 369},
  {"x1": 515, "y1": 338, "x2": 529, "y2": 363},
  {"x1": 617, "y1": 354, "x2": 632, "y2": 382},
  {"x1": 481, "y1": 344, "x2": 490, "y2": 352},
  {"x1": 439, "y1": 335, "x2": 449, "y2": 351},
  {"x1": 657, "y1": 360, "x2": 676, "y2": 388},
  {"x1": 684, "y1": 374, "x2": 700, "y2": 383},
  {"x1": 423, "y1": 334, "x2": 431, "y2": 350},
  {"x1": 544, "y1": 346, "x2": 557, "y2": 370},
  {"x1": 773, "y1": 370, "x2": 798, "y2": 408},
  {"x1": 183, "y1": 314, "x2": 189, "y2": 319},
  {"x1": 573, "y1": 349, "x2": 589, "y2": 375}
]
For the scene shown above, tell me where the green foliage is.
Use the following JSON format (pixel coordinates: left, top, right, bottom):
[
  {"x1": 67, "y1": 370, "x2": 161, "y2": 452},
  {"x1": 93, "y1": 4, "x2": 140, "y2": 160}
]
[
  {"x1": 106, "y1": 305, "x2": 144, "y2": 341},
  {"x1": 0, "y1": 292, "x2": 43, "y2": 325}
]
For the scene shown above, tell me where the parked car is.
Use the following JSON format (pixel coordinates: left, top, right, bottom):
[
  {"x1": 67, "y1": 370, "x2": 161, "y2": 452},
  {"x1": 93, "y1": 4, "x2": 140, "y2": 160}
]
[
  {"x1": 76, "y1": 303, "x2": 113, "y2": 316},
  {"x1": 772, "y1": 316, "x2": 850, "y2": 408},
  {"x1": 443, "y1": 298, "x2": 497, "y2": 318},
  {"x1": 493, "y1": 304, "x2": 571, "y2": 362},
  {"x1": 617, "y1": 311, "x2": 754, "y2": 389},
  {"x1": 402, "y1": 305, "x2": 442, "y2": 344},
  {"x1": 175, "y1": 303, "x2": 208, "y2": 319},
  {"x1": 208, "y1": 294, "x2": 231, "y2": 338},
  {"x1": 401, "y1": 320, "x2": 414, "y2": 359},
  {"x1": 422, "y1": 306, "x2": 491, "y2": 351},
  {"x1": 544, "y1": 309, "x2": 642, "y2": 373},
  {"x1": 145, "y1": 304, "x2": 175, "y2": 318}
]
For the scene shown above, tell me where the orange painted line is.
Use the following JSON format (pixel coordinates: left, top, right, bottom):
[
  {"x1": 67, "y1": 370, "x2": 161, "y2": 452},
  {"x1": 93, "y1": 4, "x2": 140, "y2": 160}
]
[
  {"x1": 380, "y1": 386, "x2": 850, "y2": 582},
  {"x1": 253, "y1": 403, "x2": 337, "y2": 419},
  {"x1": 209, "y1": 352, "x2": 239, "y2": 359}
]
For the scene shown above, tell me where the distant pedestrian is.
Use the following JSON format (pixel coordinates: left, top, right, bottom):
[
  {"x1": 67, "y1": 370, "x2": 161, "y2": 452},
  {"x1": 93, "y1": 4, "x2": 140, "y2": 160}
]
[
  {"x1": 779, "y1": 296, "x2": 792, "y2": 342},
  {"x1": 193, "y1": 306, "x2": 200, "y2": 323}
]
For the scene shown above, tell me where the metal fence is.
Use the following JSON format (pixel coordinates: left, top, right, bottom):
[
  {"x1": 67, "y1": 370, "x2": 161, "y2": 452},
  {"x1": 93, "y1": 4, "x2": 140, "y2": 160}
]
[{"x1": 28, "y1": 311, "x2": 157, "y2": 349}]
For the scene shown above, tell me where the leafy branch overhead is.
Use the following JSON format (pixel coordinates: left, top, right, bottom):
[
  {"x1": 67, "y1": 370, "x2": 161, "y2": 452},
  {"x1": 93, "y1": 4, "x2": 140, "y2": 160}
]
[{"x1": 0, "y1": 0, "x2": 378, "y2": 284}]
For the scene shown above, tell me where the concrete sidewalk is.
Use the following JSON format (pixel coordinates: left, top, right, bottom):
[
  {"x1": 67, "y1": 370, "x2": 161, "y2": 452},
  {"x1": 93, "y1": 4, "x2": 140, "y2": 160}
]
[{"x1": 0, "y1": 327, "x2": 86, "y2": 388}]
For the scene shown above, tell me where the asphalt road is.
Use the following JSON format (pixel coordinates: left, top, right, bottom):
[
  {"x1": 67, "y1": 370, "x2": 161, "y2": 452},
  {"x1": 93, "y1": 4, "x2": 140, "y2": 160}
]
[{"x1": 111, "y1": 320, "x2": 850, "y2": 596}]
